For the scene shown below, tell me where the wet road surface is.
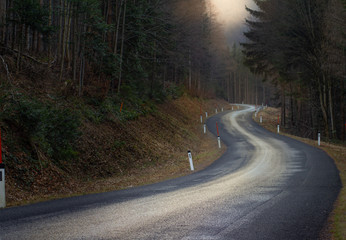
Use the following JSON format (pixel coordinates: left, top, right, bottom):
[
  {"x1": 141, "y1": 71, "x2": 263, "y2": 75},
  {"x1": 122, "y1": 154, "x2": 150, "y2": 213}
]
[{"x1": 0, "y1": 105, "x2": 341, "y2": 239}]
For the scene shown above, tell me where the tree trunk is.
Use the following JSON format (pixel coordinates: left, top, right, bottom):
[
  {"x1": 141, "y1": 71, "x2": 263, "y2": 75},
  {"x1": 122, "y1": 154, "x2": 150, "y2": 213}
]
[
  {"x1": 0, "y1": 0, "x2": 6, "y2": 43},
  {"x1": 328, "y1": 77, "x2": 335, "y2": 138},
  {"x1": 255, "y1": 78, "x2": 258, "y2": 106},
  {"x1": 342, "y1": 78, "x2": 345, "y2": 141},
  {"x1": 290, "y1": 84, "x2": 294, "y2": 127},
  {"x1": 318, "y1": 76, "x2": 329, "y2": 138},
  {"x1": 57, "y1": 0, "x2": 64, "y2": 62},
  {"x1": 66, "y1": 3, "x2": 72, "y2": 69},
  {"x1": 35, "y1": 0, "x2": 44, "y2": 53},
  {"x1": 16, "y1": 24, "x2": 25, "y2": 72},
  {"x1": 79, "y1": 15, "x2": 87, "y2": 96},
  {"x1": 59, "y1": 1, "x2": 71, "y2": 82},
  {"x1": 281, "y1": 84, "x2": 286, "y2": 127},
  {"x1": 188, "y1": 50, "x2": 192, "y2": 90},
  {"x1": 117, "y1": 0, "x2": 127, "y2": 94},
  {"x1": 227, "y1": 72, "x2": 230, "y2": 103},
  {"x1": 238, "y1": 72, "x2": 241, "y2": 103},
  {"x1": 72, "y1": 3, "x2": 79, "y2": 85},
  {"x1": 48, "y1": 0, "x2": 52, "y2": 59},
  {"x1": 79, "y1": 53, "x2": 85, "y2": 97},
  {"x1": 111, "y1": 0, "x2": 123, "y2": 92},
  {"x1": 233, "y1": 71, "x2": 236, "y2": 103}
]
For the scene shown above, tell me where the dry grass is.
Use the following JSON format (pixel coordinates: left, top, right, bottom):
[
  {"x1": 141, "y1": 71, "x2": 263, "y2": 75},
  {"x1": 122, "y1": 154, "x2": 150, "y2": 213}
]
[
  {"x1": 253, "y1": 107, "x2": 346, "y2": 240},
  {"x1": 4, "y1": 96, "x2": 228, "y2": 207}
]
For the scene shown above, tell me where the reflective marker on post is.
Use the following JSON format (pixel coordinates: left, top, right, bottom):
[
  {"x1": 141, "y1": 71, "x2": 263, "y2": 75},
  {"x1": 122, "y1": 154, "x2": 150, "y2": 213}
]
[
  {"x1": 216, "y1": 122, "x2": 220, "y2": 136},
  {"x1": 216, "y1": 122, "x2": 221, "y2": 148},
  {"x1": 200, "y1": 106, "x2": 203, "y2": 123},
  {"x1": 119, "y1": 102, "x2": 124, "y2": 113},
  {"x1": 187, "y1": 150, "x2": 194, "y2": 171},
  {"x1": 318, "y1": 132, "x2": 321, "y2": 146}
]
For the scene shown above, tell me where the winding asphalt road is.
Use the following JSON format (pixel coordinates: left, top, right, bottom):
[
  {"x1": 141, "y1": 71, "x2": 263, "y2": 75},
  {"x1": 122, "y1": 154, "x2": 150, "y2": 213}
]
[{"x1": 0, "y1": 105, "x2": 341, "y2": 240}]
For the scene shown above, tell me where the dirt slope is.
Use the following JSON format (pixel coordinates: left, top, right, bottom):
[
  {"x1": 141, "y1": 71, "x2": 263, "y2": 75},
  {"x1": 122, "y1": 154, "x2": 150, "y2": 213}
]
[{"x1": 2, "y1": 96, "x2": 230, "y2": 207}]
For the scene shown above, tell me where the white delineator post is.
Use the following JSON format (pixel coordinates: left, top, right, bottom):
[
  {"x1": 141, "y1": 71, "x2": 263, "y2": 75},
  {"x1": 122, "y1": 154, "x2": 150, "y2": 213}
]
[
  {"x1": 187, "y1": 150, "x2": 194, "y2": 171},
  {"x1": 260, "y1": 115, "x2": 263, "y2": 123},
  {"x1": 0, "y1": 129, "x2": 4, "y2": 208},
  {"x1": 318, "y1": 132, "x2": 321, "y2": 146},
  {"x1": 216, "y1": 122, "x2": 221, "y2": 148},
  {"x1": 277, "y1": 125, "x2": 280, "y2": 133},
  {"x1": 205, "y1": 112, "x2": 208, "y2": 118},
  {"x1": 200, "y1": 115, "x2": 203, "y2": 123},
  {"x1": 215, "y1": 108, "x2": 218, "y2": 114},
  {"x1": 0, "y1": 164, "x2": 5, "y2": 208},
  {"x1": 204, "y1": 124, "x2": 206, "y2": 134},
  {"x1": 232, "y1": 106, "x2": 234, "y2": 111},
  {"x1": 222, "y1": 107, "x2": 224, "y2": 112}
]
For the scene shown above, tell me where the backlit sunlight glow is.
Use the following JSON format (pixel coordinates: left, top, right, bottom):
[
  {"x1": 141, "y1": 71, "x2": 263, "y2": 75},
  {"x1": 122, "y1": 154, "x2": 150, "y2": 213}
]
[
  {"x1": 210, "y1": 0, "x2": 255, "y2": 44},
  {"x1": 211, "y1": 0, "x2": 247, "y2": 26}
]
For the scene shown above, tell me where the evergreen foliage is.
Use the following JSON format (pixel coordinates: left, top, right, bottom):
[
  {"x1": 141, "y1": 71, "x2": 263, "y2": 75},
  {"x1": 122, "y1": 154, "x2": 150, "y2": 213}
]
[
  {"x1": 0, "y1": 0, "x2": 231, "y2": 100},
  {"x1": 242, "y1": 0, "x2": 345, "y2": 140},
  {"x1": 0, "y1": 95, "x2": 80, "y2": 169}
]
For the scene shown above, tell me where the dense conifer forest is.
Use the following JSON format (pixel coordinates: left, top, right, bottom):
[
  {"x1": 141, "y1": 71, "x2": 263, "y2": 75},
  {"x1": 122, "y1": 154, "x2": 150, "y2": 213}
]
[
  {"x1": 0, "y1": 0, "x2": 344, "y2": 177},
  {"x1": 0, "y1": 0, "x2": 261, "y2": 100},
  {"x1": 243, "y1": 0, "x2": 345, "y2": 140}
]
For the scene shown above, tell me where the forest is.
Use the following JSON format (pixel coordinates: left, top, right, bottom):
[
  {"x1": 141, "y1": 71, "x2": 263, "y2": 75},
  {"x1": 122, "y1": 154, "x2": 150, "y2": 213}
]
[
  {"x1": 0, "y1": 0, "x2": 267, "y2": 199},
  {"x1": 0, "y1": 0, "x2": 268, "y2": 101},
  {"x1": 243, "y1": 0, "x2": 345, "y2": 140},
  {"x1": 0, "y1": 0, "x2": 344, "y2": 144},
  {"x1": 0, "y1": 0, "x2": 345, "y2": 211}
]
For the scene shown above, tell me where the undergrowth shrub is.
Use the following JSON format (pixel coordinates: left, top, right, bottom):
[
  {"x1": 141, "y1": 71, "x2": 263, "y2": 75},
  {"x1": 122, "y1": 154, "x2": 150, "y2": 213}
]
[
  {"x1": 81, "y1": 93, "x2": 157, "y2": 123},
  {"x1": 0, "y1": 93, "x2": 80, "y2": 167},
  {"x1": 77, "y1": 82, "x2": 183, "y2": 124}
]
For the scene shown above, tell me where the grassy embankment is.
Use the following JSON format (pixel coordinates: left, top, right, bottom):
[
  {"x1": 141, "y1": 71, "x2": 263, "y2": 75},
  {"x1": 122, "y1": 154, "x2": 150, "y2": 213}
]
[
  {"x1": 1, "y1": 90, "x2": 234, "y2": 207},
  {"x1": 253, "y1": 107, "x2": 345, "y2": 240}
]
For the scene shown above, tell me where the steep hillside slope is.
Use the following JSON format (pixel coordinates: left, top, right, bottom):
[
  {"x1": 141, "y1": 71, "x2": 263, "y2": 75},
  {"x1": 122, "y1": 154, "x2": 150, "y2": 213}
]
[{"x1": 1, "y1": 93, "x2": 230, "y2": 207}]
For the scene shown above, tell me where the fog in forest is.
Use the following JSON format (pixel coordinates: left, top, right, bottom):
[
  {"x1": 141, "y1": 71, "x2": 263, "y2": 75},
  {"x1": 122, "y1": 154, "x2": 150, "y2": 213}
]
[{"x1": 211, "y1": 0, "x2": 256, "y2": 45}]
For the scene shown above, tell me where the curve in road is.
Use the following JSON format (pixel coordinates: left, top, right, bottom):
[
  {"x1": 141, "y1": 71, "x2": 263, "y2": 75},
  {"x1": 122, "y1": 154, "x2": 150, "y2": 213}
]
[{"x1": 0, "y1": 105, "x2": 341, "y2": 240}]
